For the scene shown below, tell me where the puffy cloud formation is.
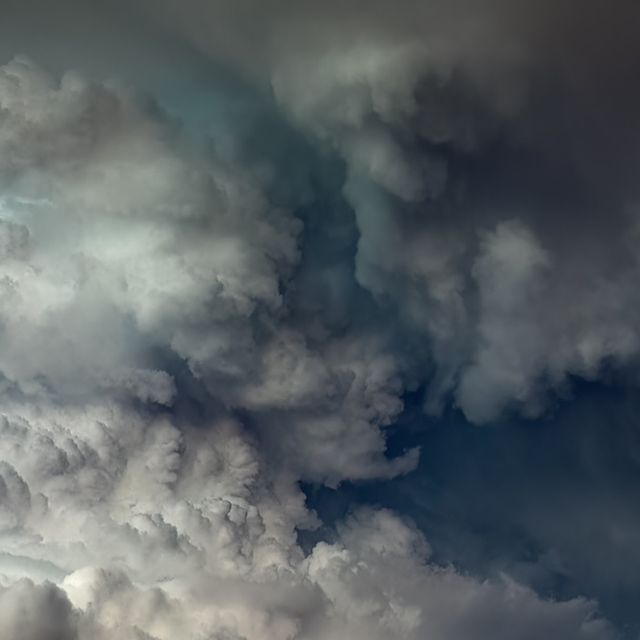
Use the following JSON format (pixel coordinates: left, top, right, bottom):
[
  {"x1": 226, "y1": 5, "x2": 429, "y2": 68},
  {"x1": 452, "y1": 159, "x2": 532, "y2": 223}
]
[
  {"x1": 0, "y1": 55, "x2": 416, "y2": 482},
  {"x1": 0, "y1": 55, "x2": 617, "y2": 638},
  {"x1": 128, "y1": 0, "x2": 640, "y2": 423},
  {"x1": 3, "y1": 0, "x2": 640, "y2": 426},
  {"x1": 1, "y1": 0, "x2": 640, "y2": 636},
  {"x1": 0, "y1": 503, "x2": 616, "y2": 640}
]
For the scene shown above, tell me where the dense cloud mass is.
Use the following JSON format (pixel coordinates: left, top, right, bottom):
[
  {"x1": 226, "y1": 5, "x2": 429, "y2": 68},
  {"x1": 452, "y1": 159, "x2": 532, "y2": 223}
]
[{"x1": 1, "y1": 0, "x2": 640, "y2": 637}]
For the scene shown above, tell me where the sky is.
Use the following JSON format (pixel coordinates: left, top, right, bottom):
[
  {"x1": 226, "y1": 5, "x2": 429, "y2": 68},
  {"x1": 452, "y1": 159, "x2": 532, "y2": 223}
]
[{"x1": 0, "y1": 0, "x2": 639, "y2": 638}]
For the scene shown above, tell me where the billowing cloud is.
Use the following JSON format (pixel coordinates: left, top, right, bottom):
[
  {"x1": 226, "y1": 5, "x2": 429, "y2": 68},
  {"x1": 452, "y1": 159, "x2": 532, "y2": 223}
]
[{"x1": 1, "y1": 0, "x2": 640, "y2": 637}]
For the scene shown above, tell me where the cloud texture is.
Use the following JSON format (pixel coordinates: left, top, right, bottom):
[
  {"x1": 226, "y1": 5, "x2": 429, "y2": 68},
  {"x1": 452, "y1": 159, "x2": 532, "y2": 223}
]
[{"x1": 1, "y1": 0, "x2": 640, "y2": 637}]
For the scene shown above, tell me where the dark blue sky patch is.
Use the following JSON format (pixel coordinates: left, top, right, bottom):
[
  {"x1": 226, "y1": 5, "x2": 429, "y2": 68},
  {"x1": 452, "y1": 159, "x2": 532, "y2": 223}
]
[{"x1": 302, "y1": 379, "x2": 640, "y2": 635}]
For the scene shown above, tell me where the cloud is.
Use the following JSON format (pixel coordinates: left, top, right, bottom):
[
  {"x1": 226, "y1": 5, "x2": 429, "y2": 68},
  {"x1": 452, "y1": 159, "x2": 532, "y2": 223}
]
[
  {"x1": 0, "y1": 56, "x2": 617, "y2": 638},
  {"x1": 0, "y1": 0, "x2": 639, "y2": 635},
  {"x1": 249, "y1": 0, "x2": 640, "y2": 422},
  {"x1": 0, "y1": 505, "x2": 616, "y2": 640},
  {"x1": 0, "y1": 579, "x2": 78, "y2": 640},
  {"x1": 5, "y1": 0, "x2": 640, "y2": 425},
  {"x1": 305, "y1": 508, "x2": 613, "y2": 640},
  {"x1": 0, "y1": 56, "x2": 417, "y2": 482}
]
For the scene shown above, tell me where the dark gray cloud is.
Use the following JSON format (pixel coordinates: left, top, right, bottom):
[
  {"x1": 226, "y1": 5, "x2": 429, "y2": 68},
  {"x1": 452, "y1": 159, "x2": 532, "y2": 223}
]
[{"x1": 129, "y1": 0, "x2": 640, "y2": 423}]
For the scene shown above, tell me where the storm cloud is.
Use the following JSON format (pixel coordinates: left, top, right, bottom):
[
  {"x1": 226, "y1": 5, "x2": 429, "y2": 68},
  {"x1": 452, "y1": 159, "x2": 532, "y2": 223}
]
[{"x1": 0, "y1": 0, "x2": 639, "y2": 638}]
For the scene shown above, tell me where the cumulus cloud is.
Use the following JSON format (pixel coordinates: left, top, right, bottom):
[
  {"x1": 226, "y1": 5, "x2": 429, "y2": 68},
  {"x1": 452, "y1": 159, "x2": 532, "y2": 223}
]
[
  {"x1": 1, "y1": 0, "x2": 640, "y2": 636},
  {"x1": 0, "y1": 56, "x2": 417, "y2": 480},
  {"x1": 0, "y1": 503, "x2": 616, "y2": 640},
  {"x1": 5, "y1": 0, "x2": 640, "y2": 423},
  {"x1": 254, "y1": 0, "x2": 640, "y2": 422}
]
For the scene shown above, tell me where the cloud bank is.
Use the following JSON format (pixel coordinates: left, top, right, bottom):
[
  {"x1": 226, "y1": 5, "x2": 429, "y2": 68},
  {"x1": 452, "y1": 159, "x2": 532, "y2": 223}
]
[{"x1": 1, "y1": 0, "x2": 640, "y2": 637}]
